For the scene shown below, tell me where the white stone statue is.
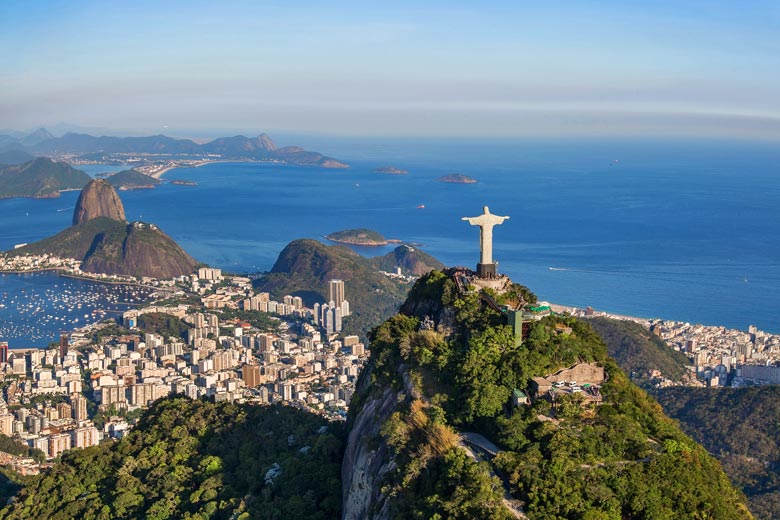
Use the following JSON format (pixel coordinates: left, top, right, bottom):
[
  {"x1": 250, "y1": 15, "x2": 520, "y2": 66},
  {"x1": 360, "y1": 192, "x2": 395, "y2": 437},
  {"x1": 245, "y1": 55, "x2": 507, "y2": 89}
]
[{"x1": 462, "y1": 206, "x2": 510, "y2": 265}]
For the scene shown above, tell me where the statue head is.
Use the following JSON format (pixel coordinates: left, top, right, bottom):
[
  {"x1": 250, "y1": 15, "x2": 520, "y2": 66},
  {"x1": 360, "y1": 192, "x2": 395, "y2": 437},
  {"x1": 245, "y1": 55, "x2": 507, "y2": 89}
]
[{"x1": 483, "y1": 205, "x2": 490, "y2": 214}]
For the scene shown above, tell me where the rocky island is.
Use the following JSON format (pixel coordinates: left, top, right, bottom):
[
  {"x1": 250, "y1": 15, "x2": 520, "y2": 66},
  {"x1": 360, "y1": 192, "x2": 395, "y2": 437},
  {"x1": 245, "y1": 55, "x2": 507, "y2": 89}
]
[
  {"x1": 170, "y1": 179, "x2": 198, "y2": 186},
  {"x1": 325, "y1": 228, "x2": 389, "y2": 246},
  {"x1": 438, "y1": 173, "x2": 477, "y2": 184},
  {"x1": 374, "y1": 166, "x2": 408, "y2": 175}
]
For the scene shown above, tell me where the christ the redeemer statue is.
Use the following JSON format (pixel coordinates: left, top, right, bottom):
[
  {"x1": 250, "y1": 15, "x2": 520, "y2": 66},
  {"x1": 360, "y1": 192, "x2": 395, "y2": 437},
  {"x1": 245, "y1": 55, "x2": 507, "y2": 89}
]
[{"x1": 462, "y1": 206, "x2": 509, "y2": 278}]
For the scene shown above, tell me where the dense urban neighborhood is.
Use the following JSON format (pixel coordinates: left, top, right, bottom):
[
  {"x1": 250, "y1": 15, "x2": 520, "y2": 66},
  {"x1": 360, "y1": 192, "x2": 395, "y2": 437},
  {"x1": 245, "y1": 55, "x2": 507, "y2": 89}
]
[{"x1": 0, "y1": 261, "x2": 365, "y2": 472}]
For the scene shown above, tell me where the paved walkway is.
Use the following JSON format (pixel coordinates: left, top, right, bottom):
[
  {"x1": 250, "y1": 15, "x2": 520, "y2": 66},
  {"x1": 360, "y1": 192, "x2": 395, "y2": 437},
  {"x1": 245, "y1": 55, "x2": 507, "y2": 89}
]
[{"x1": 459, "y1": 431, "x2": 527, "y2": 519}]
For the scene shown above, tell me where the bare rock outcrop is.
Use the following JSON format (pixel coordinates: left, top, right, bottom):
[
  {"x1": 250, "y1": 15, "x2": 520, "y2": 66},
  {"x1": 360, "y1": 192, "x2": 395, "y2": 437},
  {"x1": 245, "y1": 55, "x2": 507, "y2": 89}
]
[
  {"x1": 341, "y1": 386, "x2": 396, "y2": 520},
  {"x1": 72, "y1": 179, "x2": 126, "y2": 225}
]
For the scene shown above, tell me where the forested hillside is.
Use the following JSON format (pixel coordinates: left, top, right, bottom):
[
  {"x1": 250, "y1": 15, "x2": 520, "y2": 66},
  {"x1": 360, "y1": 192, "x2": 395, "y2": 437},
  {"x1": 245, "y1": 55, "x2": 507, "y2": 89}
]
[
  {"x1": 255, "y1": 239, "x2": 410, "y2": 338},
  {"x1": 0, "y1": 398, "x2": 344, "y2": 520},
  {"x1": 587, "y1": 317, "x2": 691, "y2": 386},
  {"x1": 657, "y1": 386, "x2": 780, "y2": 520},
  {"x1": 344, "y1": 269, "x2": 751, "y2": 519}
]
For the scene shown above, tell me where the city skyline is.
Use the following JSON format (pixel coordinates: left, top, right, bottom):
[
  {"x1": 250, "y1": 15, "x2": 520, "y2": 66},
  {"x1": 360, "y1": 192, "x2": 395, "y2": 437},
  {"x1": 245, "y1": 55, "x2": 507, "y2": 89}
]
[{"x1": 1, "y1": 1, "x2": 779, "y2": 139}]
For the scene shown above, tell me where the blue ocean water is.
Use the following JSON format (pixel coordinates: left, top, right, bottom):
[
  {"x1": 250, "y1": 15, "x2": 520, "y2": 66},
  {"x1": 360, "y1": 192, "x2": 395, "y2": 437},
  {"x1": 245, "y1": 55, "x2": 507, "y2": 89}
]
[{"x1": 1, "y1": 137, "x2": 779, "y2": 335}]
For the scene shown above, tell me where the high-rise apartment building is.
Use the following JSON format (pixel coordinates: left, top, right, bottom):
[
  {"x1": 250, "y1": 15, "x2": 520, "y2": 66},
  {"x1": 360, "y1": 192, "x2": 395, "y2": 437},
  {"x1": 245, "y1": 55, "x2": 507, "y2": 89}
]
[
  {"x1": 329, "y1": 279, "x2": 345, "y2": 307},
  {"x1": 242, "y1": 364, "x2": 263, "y2": 388},
  {"x1": 59, "y1": 332, "x2": 69, "y2": 359}
]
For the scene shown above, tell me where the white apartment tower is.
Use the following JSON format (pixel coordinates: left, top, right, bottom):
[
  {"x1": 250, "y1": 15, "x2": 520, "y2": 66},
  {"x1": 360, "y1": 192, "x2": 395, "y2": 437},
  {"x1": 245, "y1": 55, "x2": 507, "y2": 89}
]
[{"x1": 329, "y1": 280, "x2": 345, "y2": 307}]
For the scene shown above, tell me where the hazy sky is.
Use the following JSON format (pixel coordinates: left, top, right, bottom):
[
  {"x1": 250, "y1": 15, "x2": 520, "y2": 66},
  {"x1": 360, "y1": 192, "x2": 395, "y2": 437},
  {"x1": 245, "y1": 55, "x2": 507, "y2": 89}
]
[{"x1": 2, "y1": 0, "x2": 779, "y2": 138}]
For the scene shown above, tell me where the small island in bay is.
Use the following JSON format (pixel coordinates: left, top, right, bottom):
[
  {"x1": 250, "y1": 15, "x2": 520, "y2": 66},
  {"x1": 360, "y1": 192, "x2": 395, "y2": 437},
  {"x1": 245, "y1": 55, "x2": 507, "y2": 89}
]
[
  {"x1": 374, "y1": 166, "x2": 408, "y2": 175},
  {"x1": 438, "y1": 173, "x2": 477, "y2": 184},
  {"x1": 325, "y1": 228, "x2": 389, "y2": 246},
  {"x1": 170, "y1": 179, "x2": 198, "y2": 186}
]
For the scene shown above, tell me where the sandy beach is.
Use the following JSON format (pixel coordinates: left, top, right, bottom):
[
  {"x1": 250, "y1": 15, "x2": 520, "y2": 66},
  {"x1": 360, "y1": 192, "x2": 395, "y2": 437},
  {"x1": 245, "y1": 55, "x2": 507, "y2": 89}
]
[{"x1": 150, "y1": 159, "x2": 268, "y2": 179}]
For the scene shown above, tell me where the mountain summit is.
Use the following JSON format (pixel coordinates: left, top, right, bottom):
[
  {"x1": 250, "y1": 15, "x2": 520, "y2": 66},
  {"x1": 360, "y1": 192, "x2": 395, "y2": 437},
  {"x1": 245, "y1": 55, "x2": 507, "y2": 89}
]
[
  {"x1": 20, "y1": 127, "x2": 54, "y2": 147},
  {"x1": 72, "y1": 178, "x2": 126, "y2": 225},
  {"x1": 343, "y1": 268, "x2": 752, "y2": 519}
]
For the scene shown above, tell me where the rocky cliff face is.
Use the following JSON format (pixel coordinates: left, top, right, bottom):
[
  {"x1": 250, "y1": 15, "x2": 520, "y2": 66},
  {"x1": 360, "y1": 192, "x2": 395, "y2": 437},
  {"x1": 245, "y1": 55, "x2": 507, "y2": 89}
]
[
  {"x1": 342, "y1": 365, "x2": 422, "y2": 520},
  {"x1": 72, "y1": 179, "x2": 126, "y2": 225},
  {"x1": 341, "y1": 376, "x2": 396, "y2": 520}
]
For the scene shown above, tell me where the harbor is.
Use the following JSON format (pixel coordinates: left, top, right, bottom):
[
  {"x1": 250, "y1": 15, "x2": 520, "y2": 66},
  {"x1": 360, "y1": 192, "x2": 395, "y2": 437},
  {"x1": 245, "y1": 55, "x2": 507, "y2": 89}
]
[{"x1": 0, "y1": 272, "x2": 157, "y2": 348}]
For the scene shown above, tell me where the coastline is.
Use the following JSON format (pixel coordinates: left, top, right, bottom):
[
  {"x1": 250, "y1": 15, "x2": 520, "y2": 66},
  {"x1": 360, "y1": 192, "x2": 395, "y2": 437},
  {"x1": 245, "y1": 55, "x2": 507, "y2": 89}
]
[
  {"x1": 323, "y1": 234, "x2": 405, "y2": 247},
  {"x1": 325, "y1": 237, "x2": 389, "y2": 246},
  {"x1": 150, "y1": 159, "x2": 273, "y2": 179},
  {"x1": 0, "y1": 267, "x2": 174, "y2": 292},
  {"x1": 546, "y1": 300, "x2": 771, "y2": 335}
]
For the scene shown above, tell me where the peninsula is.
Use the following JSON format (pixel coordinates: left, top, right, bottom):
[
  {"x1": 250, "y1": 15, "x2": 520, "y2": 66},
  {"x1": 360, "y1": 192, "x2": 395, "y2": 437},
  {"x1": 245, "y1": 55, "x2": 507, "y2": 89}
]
[
  {"x1": 325, "y1": 228, "x2": 389, "y2": 246},
  {"x1": 438, "y1": 173, "x2": 477, "y2": 184},
  {"x1": 105, "y1": 169, "x2": 161, "y2": 190},
  {"x1": 0, "y1": 157, "x2": 90, "y2": 199},
  {"x1": 374, "y1": 166, "x2": 408, "y2": 175}
]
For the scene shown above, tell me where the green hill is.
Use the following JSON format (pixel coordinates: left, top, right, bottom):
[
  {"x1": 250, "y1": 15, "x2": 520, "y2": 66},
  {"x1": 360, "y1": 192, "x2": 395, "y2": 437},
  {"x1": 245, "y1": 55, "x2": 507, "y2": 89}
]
[
  {"x1": 587, "y1": 317, "x2": 692, "y2": 386},
  {"x1": 656, "y1": 386, "x2": 780, "y2": 520},
  {"x1": 0, "y1": 398, "x2": 344, "y2": 520},
  {"x1": 13, "y1": 217, "x2": 197, "y2": 279},
  {"x1": 344, "y1": 269, "x2": 751, "y2": 519},
  {"x1": 368, "y1": 244, "x2": 445, "y2": 276},
  {"x1": 105, "y1": 169, "x2": 161, "y2": 189},
  {"x1": 255, "y1": 239, "x2": 409, "y2": 338},
  {"x1": 0, "y1": 158, "x2": 90, "y2": 198}
]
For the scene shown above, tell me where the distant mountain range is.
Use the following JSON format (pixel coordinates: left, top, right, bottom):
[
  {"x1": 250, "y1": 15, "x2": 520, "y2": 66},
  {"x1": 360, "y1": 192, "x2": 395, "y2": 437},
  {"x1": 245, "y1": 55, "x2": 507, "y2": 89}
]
[{"x1": 0, "y1": 128, "x2": 349, "y2": 169}]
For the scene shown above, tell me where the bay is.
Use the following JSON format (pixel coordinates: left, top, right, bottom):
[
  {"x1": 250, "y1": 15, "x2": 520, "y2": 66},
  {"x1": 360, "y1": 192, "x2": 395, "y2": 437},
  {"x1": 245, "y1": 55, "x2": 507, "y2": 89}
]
[
  {"x1": 1, "y1": 136, "x2": 779, "y2": 335},
  {"x1": 0, "y1": 272, "x2": 155, "y2": 348}
]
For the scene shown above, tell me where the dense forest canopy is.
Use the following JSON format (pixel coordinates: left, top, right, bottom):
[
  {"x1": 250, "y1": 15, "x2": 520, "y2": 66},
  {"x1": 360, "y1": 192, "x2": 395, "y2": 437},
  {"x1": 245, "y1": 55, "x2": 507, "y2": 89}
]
[
  {"x1": 656, "y1": 386, "x2": 780, "y2": 520},
  {"x1": 0, "y1": 398, "x2": 344, "y2": 520}
]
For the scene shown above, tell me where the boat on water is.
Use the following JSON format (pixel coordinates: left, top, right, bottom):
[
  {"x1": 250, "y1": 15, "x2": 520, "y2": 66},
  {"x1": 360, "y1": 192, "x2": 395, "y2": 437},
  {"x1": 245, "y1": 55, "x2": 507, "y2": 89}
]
[{"x1": 417, "y1": 204, "x2": 425, "y2": 209}]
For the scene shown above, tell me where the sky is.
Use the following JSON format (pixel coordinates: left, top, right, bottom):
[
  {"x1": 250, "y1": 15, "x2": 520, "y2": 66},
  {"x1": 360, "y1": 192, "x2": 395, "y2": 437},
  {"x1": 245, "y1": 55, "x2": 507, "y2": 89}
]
[{"x1": 1, "y1": 0, "x2": 779, "y2": 139}]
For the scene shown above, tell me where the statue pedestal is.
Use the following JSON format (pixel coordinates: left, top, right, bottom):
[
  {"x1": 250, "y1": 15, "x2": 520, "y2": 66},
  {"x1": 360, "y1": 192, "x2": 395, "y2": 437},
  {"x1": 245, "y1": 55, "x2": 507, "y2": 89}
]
[{"x1": 477, "y1": 262, "x2": 497, "y2": 279}]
